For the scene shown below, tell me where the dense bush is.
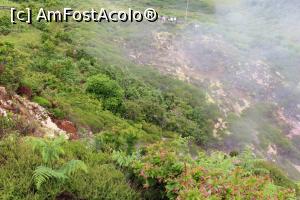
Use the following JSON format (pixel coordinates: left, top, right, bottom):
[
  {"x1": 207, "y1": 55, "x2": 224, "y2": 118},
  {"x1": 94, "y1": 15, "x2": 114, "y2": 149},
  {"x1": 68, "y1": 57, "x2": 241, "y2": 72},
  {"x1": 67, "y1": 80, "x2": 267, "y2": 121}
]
[
  {"x1": 95, "y1": 126, "x2": 139, "y2": 154},
  {"x1": 86, "y1": 74, "x2": 125, "y2": 112},
  {"x1": 0, "y1": 135, "x2": 140, "y2": 199},
  {"x1": 0, "y1": 42, "x2": 24, "y2": 90},
  {"x1": 122, "y1": 100, "x2": 144, "y2": 121},
  {"x1": 113, "y1": 139, "x2": 296, "y2": 200}
]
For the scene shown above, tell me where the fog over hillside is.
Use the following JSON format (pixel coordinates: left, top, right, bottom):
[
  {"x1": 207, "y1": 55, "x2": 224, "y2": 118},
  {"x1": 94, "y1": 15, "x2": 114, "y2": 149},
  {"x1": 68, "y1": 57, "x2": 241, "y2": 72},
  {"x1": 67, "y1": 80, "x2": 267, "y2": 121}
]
[
  {"x1": 215, "y1": 0, "x2": 300, "y2": 84},
  {"x1": 116, "y1": 0, "x2": 300, "y2": 178}
]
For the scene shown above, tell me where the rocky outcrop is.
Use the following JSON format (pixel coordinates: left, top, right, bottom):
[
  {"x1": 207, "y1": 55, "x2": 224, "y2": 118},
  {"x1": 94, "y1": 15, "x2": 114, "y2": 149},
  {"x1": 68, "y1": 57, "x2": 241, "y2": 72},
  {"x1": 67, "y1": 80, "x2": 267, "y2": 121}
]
[
  {"x1": 0, "y1": 86, "x2": 69, "y2": 139},
  {"x1": 0, "y1": 86, "x2": 12, "y2": 117}
]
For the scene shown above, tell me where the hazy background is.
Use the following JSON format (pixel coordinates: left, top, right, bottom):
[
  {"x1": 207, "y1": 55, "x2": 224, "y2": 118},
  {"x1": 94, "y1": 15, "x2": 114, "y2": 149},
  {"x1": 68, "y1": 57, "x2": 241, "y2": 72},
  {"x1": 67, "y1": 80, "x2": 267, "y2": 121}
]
[{"x1": 76, "y1": 0, "x2": 300, "y2": 178}]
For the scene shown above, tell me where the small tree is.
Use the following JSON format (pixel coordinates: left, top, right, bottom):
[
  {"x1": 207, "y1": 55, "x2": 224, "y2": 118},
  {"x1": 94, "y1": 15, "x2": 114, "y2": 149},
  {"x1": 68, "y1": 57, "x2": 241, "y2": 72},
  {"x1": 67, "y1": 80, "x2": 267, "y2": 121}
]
[{"x1": 86, "y1": 74, "x2": 124, "y2": 112}]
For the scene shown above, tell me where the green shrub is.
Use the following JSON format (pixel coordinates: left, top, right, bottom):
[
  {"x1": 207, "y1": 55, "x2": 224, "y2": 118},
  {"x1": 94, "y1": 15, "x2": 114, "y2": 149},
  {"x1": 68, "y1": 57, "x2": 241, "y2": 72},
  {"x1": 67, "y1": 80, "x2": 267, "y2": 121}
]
[
  {"x1": 32, "y1": 21, "x2": 48, "y2": 31},
  {"x1": 0, "y1": 16, "x2": 12, "y2": 35},
  {"x1": 69, "y1": 164, "x2": 140, "y2": 200},
  {"x1": 22, "y1": 72, "x2": 63, "y2": 95},
  {"x1": 139, "y1": 100, "x2": 166, "y2": 127},
  {"x1": 77, "y1": 58, "x2": 91, "y2": 72},
  {"x1": 0, "y1": 42, "x2": 24, "y2": 90},
  {"x1": 33, "y1": 96, "x2": 52, "y2": 108},
  {"x1": 50, "y1": 108, "x2": 65, "y2": 119},
  {"x1": 42, "y1": 40, "x2": 55, "y2": 54},
  {"x1": 86, "y1": 74, "x2": 124, "y2": 112},
  {"x1": 55, "y1": 31, "x2": 72, "y2": 43},
  {"x1": 0, "y1": 115, "x2": 16, "y2": 136},
  {"x1": 95, "y1": 127, "x2": 139, "y2": 153}
]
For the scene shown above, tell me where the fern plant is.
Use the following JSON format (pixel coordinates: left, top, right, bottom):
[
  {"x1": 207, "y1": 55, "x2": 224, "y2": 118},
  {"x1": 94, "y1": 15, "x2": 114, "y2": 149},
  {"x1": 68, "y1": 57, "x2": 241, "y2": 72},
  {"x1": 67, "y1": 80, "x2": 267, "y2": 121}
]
[
  {"x1": 112, "y1": 151, "x2": 135, "y2": 168},
  {"x1": 27, "y1": 136, "x2": 88, "y2": 190},
  {"x1": 33, "y1": 166, "x2": 67, "y2": 190},
  {"x1": 29, "y1": 135, "x2": 66, "y2": 165}
]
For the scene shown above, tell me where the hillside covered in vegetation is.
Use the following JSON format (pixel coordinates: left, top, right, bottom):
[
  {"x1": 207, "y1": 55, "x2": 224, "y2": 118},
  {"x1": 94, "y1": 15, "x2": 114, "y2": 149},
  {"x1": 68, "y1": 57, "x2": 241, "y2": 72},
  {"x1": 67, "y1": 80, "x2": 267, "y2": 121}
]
[{"x1": 0, "y1": 0, "x2": 299, "y2": 199}]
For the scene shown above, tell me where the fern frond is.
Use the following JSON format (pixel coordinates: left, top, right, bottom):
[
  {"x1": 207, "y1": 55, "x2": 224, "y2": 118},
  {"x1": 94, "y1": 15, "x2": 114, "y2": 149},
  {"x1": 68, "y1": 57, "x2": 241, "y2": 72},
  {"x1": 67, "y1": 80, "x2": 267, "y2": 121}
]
[
  {"x1": 112, "y1": 151, "x2": 134, "y2": 167},
  {"x1": 33, "y1": 166, "x2": 67, "y2": 190},
  {"x1": 53, "y1": 135, "x2": 66, "y2": 146},
  {"x1": 26, "y1": 136, "x2": 66, "y2": 164},
  {"x1": 26, "y1": 137, "x2": 47, "y2": 152},
  {"x1": 60, "y1": 160, "x2": 88, "y2": 176}
]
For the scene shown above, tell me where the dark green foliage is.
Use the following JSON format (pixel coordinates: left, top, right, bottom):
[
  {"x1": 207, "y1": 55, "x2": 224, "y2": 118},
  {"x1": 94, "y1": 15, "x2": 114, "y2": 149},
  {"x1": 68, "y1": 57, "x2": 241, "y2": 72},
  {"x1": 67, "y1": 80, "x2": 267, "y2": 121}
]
[
  {"x1": 0, "y1": 42, "x2": 24, "y2": 90},
  {"x1": 22, "y1": 72, "x2": 63, "y2": 95},
  {"x1": 50, "y1": 108, "x2": 66, "y2": 119},
  {"x1": 140, "y1": 99, "x2": 166, "y2": 126},
  {"x1": 122, "y1": 100, "x2": 144, "y2": 121},
  {"x1": 55, "y1": 31, "x2": 72, "y2": 43},
  {"x1": 0, "y1": 16, "x2": 12, "y2": 35},
  {"x1": 229, "y1": 150, "x2": 239, "y2": 157},
  {"x1": 95, "y1": 127, "x2": 139, "y2": 153},
  {"x1": 86, "y1": 74, "x2": 124, "y2": 99},
  {"x1": 32, "y1": 21, "x2": 48, "y2": 31},
  {"x1": 86, "y1": 74, "x2": 125, "y2": 112}
]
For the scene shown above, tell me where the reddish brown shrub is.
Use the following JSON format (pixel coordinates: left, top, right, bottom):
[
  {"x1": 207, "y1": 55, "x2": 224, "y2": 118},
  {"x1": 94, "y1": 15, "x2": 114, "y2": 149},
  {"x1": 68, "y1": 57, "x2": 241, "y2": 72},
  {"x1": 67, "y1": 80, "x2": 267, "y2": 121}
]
[{"x1": 16, "y1": 86, "x2": 32, "y2": 98}]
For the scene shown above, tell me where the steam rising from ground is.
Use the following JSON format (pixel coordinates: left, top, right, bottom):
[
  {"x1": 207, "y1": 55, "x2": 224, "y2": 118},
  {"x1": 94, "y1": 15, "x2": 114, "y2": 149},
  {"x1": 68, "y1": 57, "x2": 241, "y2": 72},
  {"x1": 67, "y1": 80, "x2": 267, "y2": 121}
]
[
  {"x1": 215, "y1": 0, "x2": 300, "y2": 84},
  {"x1": 83, "y1": 0, "x2": 300, "y2": 178}
]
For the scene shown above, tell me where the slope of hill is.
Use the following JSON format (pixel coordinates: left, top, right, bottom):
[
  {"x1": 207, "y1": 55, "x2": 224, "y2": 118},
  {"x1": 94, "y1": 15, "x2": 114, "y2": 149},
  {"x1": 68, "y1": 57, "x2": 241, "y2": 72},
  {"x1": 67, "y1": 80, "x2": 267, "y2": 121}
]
[
  {"x1": 109, "y1": 0, "x2": 300, "y2": 179},
  {"x1": 0, "y1": 0, "x2": 299, "y2": 199}
]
